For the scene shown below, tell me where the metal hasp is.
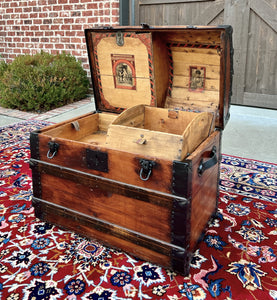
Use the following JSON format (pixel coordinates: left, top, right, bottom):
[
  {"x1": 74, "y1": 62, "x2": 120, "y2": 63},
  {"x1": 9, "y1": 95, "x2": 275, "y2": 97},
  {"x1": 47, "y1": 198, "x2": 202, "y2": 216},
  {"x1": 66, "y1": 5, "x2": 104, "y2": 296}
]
[
  {"x1": 116, "y1": 31, "x2": 124, "y2": 46},
  {"x1": 86, "y1": 149, "x2": 109, "y2": 172},
  {"x1": 139, "y1": 159, "x2": 156, "y2": 181},
  {"x1": 47, "y1": 141, "x2": 59, "y2": 159}
]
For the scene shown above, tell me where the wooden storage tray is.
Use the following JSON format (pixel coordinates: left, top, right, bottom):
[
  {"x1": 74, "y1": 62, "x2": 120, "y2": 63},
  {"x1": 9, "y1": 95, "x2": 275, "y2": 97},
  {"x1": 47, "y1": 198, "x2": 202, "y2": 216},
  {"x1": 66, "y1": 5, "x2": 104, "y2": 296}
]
[
  {"x1": 106, "y1": 104, "x2": 215, "y2": 160},
  {"x1": 44, "y1": 106, "x2": 215, "y2": 162}
]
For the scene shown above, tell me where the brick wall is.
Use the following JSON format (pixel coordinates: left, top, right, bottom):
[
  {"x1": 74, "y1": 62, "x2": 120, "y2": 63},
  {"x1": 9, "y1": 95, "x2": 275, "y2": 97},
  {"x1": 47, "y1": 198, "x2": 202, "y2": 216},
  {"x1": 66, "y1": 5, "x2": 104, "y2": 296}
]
[{"x1": 0, "y1": 0, "x2": 120, "y2": 75}]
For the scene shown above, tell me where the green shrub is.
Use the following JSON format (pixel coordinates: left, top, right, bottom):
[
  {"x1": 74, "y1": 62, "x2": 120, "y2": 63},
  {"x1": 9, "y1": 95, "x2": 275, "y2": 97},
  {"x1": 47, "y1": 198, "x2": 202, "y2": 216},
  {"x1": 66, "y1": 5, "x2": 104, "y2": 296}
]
[{"x1": 0, "y1": 51, "x2": 89, "y2": 112}]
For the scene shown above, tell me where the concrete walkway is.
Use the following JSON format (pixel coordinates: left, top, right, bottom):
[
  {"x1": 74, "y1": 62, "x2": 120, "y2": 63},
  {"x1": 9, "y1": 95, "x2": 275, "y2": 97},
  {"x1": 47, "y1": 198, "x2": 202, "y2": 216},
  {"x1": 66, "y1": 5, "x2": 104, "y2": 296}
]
[
  {"x1": 0, "y1": 99, "x2": 276, "y2": 164},
  {"x1": 0, "y1": 97, "x2": 95, "y2": 127}
]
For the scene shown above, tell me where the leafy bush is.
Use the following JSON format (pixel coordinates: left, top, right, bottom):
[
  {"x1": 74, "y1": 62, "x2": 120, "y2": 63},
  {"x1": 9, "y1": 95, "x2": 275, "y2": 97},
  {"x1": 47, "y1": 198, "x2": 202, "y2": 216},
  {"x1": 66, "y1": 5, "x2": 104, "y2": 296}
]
[{"x1": 0, "y1": 51, "x2": 89, "y2": 112}]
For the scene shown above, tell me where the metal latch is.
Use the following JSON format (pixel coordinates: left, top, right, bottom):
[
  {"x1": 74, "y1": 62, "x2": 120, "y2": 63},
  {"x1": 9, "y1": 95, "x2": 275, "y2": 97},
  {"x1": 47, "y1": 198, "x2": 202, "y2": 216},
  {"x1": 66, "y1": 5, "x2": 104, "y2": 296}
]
[
  {"x1": 139, "y1": 159, "x2": 156, "y2": 181},
  {"x1": 116, "y1": 31, "x2": 124, "y2": 46},
  {"x1": 47, "y1": 141, "x2": 59, "y2": 159}
]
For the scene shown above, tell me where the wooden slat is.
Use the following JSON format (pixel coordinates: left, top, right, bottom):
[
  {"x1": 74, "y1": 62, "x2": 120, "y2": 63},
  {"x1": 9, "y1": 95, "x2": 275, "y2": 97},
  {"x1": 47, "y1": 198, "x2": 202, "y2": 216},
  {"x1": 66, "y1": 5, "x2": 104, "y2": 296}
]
[
  {"x1": 45, "y1": 114, "x2": 99, "y2": 140},
  {"x1": 171, "y1": 87, "x2": 219, "y2": 102},
  {"x1": 39, "y1": 172, "x2": 172, "y2": 241},
  {"x1": 172, "y1": 48, "x2": 220, "y2": 66},
  {"x1": 224, "y1": 0, "x2": 250, "y2": 104},
  {"x1": 243, "y1": 92, "x2": 277, "y2": 109},
  {"x1": 180, "y1": 111, "x2": 215, "y2": 159},
  {"x1": 244, "y1": 7, "x2": 277, "y2": 97},
  {"x1": 172, "y1": 64, "x2": 220, "y2": 79},
  {"x1": 32, "y1": 197, "x2": 181, "y2": 268},
  {"x1": 144, "y1": 106, "x2": 198, "y2": 134},
  {"x1": 36, "y1": 134, "x2": 174, "y2": 193},
  {"x1": 173, "y1": 75, "x2": 220, "y2": 90},
  {"x1": 30, "y1": 158, "x2": 179, "y2": 208},
  {"x1": 165, "y1": 97, "x2": 219, "y2": 112},
  {"x1": 106, "y1": 124, "x2": 183, "y2": 160}
]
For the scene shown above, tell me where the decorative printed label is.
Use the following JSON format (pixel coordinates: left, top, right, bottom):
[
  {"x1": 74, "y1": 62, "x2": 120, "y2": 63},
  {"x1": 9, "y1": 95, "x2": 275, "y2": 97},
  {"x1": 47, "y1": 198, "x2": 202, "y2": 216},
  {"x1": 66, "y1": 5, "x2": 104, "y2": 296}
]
[
  {"x1": 111, "y1": 54, "x2": 136, "y2": 90},
  {"x1": 189, "y1": 66, "x2": 206, "y2": 92}
]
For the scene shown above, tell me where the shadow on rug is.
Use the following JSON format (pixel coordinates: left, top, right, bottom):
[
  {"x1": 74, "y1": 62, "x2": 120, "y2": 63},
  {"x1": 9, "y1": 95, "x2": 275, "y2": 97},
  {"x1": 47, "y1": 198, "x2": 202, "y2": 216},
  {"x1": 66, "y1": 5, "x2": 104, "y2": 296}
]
[{"x1": 0, "y1": 120, "x2": 277, "y2": 300}]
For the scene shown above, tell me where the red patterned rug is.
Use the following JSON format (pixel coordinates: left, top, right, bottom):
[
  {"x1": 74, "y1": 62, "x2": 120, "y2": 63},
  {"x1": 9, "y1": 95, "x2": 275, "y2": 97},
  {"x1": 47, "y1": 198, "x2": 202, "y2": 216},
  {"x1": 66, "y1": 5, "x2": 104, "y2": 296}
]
[{"x1": 0, "y1": 120, "x2": 277, "y2": 300}]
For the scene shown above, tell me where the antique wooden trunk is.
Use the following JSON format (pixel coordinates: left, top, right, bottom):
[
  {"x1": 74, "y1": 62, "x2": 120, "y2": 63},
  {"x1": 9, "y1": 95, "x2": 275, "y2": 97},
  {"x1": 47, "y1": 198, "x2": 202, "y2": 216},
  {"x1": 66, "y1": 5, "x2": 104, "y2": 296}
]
[{"x1": 30, "y1": 25, "x2": 233, "y2": 275}]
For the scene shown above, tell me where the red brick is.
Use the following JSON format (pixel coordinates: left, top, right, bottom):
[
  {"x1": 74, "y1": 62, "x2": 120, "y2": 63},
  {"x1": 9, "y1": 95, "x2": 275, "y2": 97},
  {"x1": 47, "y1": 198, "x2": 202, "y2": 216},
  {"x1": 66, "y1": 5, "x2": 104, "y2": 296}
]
[
  {"x1": 61, "y1": 24, "x2": 71, "y2": 30},
  {"x1": 72, "y1": 11, "x2": 81, "y2": 17},
  {"x1": 71, "y1": 37, "x2": 81, "y2": 43},
  {"x1": 23, "y1": 7, "x2": 32, "y2": 13},
  {"x1": 30, "y1": 13, "x2": 38, "y2": 18},
  {"x1": 10, "y1": 2, "x2": 19, "y2": 8},
  {"x1": 33, "y1": 6, "x2": 41, "y2": 12},
  {"x1": 61, "y1": 37, "x2": 70, "y2": 43},
  {"x1": 53, "y1": 5, "x2": 63, "y2": 11},
  {"x1": 34, "y1": 19, "x2": 42, "y2": 24},
  {"x1": 35, "y1": 31, "x2": 44, "y2": 36},
  {"x1": 54, "y1": 31, "x2": 65, "y2": 36},
  {"x1": 45, "y1": 43, "x2": 54, "y2": 49},
  {"x1": 87, "y1": 3, "x2": 98, "y2": 9},
  {"x1": 40, "y1": 25, "x2": 50, "y2": 30},
  {"x1": 65, "y1": 30, "x2": 76, "y2": 36},
  {"x1": 72, "y1": 24, "x2": 82, "y2": 30},
  {"x1": 20, "y1": 13, "x2": 29, "y2": 19},
  {"x1": 51, "y1": 25, "x2": 60, "y2": 30},
  {"x1": 30, "y1": 25, "x2": 40, "y2": 30},
  {"x1": 29, "y1": 1, "x2": 38, "y2": 6},
  {"x1": 13, "y1": 48, "x2": 22, "y2": 54},
  {"x1": 64, "y1": 18, "x2": 74, "y2": 24},
  {"x1": 39, "y1": 12, "x2": 48, "y2": 18},
  {"x1": 112, "y1": 2, "x2": 119, "y2": 8},
  {"x1": 21, "y1": 25, "x2": 30, "y2": 30},
  {"x1": 49, "y1": 12, "x2": 59, "y2": 18},
  {"x1": 45, "y1": 31, "x2": 54, "y2": 36},
  {"x1": 22, "y1": 49, "x2": 31, "y2": 54},
  {"x1": 55, "y1": 44, "x2": 64, "y2": 49},
  {"x1": 43, "y1": 19, "x2": 52, "y2": 24},
  {"x1": 82, "y1": 10, "x2": 93, "y2": 17},
  {"x1": 63, "y1": 5, "x2": 73, "y2": 10},
  {"x1": 75, "y1": 4, "x2": 86, "y2": 9}
]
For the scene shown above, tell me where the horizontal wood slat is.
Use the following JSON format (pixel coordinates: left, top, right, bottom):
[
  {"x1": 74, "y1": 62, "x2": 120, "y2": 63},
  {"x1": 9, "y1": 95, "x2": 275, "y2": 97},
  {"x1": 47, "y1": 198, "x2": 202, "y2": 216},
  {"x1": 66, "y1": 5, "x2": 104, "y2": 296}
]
[
  {"x1": 30, "y1": 159, "x2": 186, "y2": 208},
  {"x1": 32, "y1": 197, "x2": 185, "y2": 257}
]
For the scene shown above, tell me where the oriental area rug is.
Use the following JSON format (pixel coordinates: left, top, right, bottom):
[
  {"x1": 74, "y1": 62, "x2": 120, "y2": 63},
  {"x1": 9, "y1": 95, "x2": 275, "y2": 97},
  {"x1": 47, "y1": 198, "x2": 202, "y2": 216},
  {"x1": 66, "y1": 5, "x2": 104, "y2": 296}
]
[{"x1": 0, "y1": 120, "x2": 277, "y2": 300}]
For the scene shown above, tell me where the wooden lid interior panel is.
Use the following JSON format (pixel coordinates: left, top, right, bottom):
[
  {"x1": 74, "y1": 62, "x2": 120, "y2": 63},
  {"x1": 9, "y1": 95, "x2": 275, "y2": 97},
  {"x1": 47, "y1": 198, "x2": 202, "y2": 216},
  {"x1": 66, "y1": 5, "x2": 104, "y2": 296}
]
[
  {"x1": 90, "y1": 32, "x2": 155, "y2": 111},
  {"x1": 164, "y1": 45, "x2": 221, "y2": 121}
]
